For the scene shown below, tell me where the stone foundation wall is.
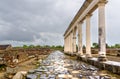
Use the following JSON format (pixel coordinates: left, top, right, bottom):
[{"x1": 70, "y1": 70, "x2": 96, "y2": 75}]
[
  {"x1": 78, "y1": 56, "x2": 120, "y2": 75},
  {"x1": 65, "y1": 53, "x2": 120, "y2": 75}
]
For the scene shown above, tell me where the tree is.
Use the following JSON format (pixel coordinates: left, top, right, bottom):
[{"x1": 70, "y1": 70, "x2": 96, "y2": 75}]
[
  {"x1": 44, "y1": 45, "x2": 50, "y2": 48},
  {"x1": 29, "y1": 45, "x2": 35, "y2": 48},
  {"x1": 23, "y1": 45, "x2": 28, "y2": 48},
  {"x1": 93, "y1": 43, "x2": 99, "y2": 48},
  {"x1": 110, "y1": 45, "x2": 115, "y2": 48},
  {"x1": 51, "y1": 45, "x2": 55, "y2": 48},
  {"x1": 115, "y1": 44, "x2": 120, "y2": 48},
  {"x1": 56, "y1": 45, "x2": 62, "y2": 48},
  {"x1": 106, "y1": 43, "x2": 110, "y2": 48},
  {"x1": 36, "y1": 45, "x2": 41, "y2": 48},
  {"x1": 83, "y1": 45, "x2": 86, "y2": 49}
]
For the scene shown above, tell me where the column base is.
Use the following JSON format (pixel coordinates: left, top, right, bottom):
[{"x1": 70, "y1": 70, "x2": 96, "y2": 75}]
[
  {"x1": 77, "y1": 54, "x2": 83, "y2": 57},
  {"x1": 98, "y1": 52, "x2": 107, "y2": 61},
  {"x1": 77, "y1": 52, "x2": 83, "y2": 56},
  {"x1": 98, "y1": 56, "x2": 107, "y2": 61},
  {"x1": 68, "y1": 53, "x2": 75, "y2": 56},
  {"x1": 86, "y1": 54, "x2": 92, "y2": 58},
  {"x1": 72, "y1": 52, "x2": 77, "y2": 56}
]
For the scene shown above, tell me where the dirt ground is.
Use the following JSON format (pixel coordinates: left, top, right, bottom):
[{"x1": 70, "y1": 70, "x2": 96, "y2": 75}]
[
  {"x1": 17, "y1": 55, "x2": 48, "y2": 71},
  {"x1": 107, "y1": 56, "x2": 120, "y2": 62},
  {"x1": 0, "y1": 55, "x2": 48, "y2": 79}
]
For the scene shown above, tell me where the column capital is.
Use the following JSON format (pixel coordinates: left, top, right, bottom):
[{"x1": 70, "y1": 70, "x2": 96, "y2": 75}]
[
  {"x1": 86, "y1": 14, "x2": 92, "y2": 18},
  {"x1": 78, "y1": 21, "x2": 83, "y2": 24},
  {"x1": 98, "y1": 0, "x2": 108, "y2": 6}
]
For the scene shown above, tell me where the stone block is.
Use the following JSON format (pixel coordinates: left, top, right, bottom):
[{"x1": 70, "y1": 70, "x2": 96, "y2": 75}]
[
  {"x1": 112, "y1": 65, "x2": 119, "y2": 74},
  {"x1": 98, "y1": 62, "x2": 105, "y2": 70},
  {"x1": 105, "y1": 64, "x2": 113, "y2": 72},
  {"x1": 117, "y1": 66, "x2": 120, "y2": 74}
]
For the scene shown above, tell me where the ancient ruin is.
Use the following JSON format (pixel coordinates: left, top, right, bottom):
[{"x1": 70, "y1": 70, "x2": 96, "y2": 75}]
[
  {"x1": 64, "y1": 0, "x2": 120, "y2": 74},
  {"x1": 64, "y1": 0, "x2": 108, "y2": 61}
]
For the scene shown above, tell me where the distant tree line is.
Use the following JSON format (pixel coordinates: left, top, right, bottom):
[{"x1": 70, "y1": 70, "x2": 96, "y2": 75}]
[
  {"x1": 92, "y1": 43, "x2": 120, "y2": 48},
  {"x1": 15, "y1": 45, "x2": 64, "y2": 51},
  {"x1": 14, "y1": 43, "x2": 120, "y2": 51}
]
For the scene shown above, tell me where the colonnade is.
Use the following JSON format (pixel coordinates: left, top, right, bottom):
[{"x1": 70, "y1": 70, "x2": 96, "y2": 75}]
[{"x1": 64, "y1": 0, "x2": 108, "y2": 61}]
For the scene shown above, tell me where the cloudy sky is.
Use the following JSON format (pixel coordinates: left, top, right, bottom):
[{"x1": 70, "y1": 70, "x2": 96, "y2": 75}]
[{"x1": 0, "y1": 0, "x2": 120, "y2": 46}]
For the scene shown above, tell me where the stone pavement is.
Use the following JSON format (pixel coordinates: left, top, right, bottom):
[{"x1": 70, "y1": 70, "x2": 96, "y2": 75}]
[{"x1": 27, "y1": 51, "x2": 117, "y2": 79}]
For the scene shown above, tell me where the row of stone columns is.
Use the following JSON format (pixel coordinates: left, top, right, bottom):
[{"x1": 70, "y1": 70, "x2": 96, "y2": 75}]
[{"x1": 64, "y1": 1, "x2": 107, "y2": 61}]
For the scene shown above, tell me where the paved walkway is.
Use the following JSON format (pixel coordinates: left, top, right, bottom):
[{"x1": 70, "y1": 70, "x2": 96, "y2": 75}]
[{"x1": 27, "y1": 51, "x2": 119, "y2": 79}]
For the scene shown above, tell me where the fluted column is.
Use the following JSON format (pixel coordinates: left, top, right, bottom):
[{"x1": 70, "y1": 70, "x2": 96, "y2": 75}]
[
  {"x1": 98, "y1": 1, "x2": 107, "y2": 61},
  {"x1": 86, "y1": 14, "x2": 92, "y2": 57},
  {"x1": 73, "y1": 28, "x2": 77, "y2": 53},
  {"x1": 78, "y1": 22, "x2": 83, "y2": 56}
]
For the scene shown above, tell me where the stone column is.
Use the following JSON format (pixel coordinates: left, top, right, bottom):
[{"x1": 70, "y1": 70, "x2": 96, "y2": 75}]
[
  {"x1": 65, "y1": 38, "x2": 67, "y2": 52},
  {"x1": 64, "y1": 38, "x2": 66, "y2": 52},
  {"x1": 66, "y1": 37, "x2": 68, "y2": 52},
  {"x1": 68, "y1": 34, "x2": 71, "y2": 53},
  {"x1": 78, "y1": 22, "x2": 83, "y2": 56},
  {"x1": 70, "y1": 32, "x2": 73, "y2": 54},
  {"x1": 98, "y1": 1, "x2": 107, "y2": 61},
  {"x1": 86, "y1": 14, "x2": 92, "y2": 57},
  {"x1": 69, "y1": 33, "x2": 71, "y2": 53},
  {"x1": 67, "y1": 36, "x2": 69, "y2": 53},
  {"x1": 66, "y1": 36, "x2": 68, "y2": 53},
  {"x1": 73, "y1": 28, "x2": 77, "y2": 53}
]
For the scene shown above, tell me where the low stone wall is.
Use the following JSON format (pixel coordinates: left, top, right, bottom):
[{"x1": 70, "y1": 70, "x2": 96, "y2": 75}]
[
  {"x1": 77, "y1": 56, "x2": 120, "y2": 75},
  {"x1": 64, "y1": 52, "x2": 120, "y2": 75}
]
